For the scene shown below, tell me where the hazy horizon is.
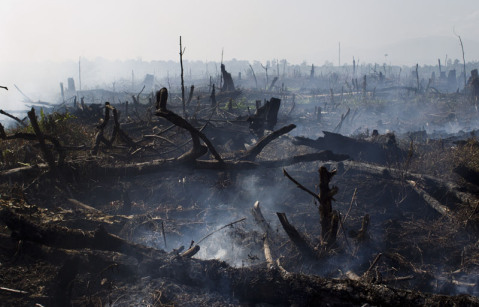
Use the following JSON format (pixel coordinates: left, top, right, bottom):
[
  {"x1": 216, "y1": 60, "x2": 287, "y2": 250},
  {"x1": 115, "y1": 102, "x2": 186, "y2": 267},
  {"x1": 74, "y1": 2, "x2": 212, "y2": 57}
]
[{"x1": 1, "y1": 0, "x2": 479, "y2": 110}]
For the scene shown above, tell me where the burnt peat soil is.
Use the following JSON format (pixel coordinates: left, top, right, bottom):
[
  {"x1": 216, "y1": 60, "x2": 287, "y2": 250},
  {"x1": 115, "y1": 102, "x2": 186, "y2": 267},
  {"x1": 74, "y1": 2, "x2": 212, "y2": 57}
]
[{"x1": 0, "y1": 90, "x2": 479, "y2": 306}]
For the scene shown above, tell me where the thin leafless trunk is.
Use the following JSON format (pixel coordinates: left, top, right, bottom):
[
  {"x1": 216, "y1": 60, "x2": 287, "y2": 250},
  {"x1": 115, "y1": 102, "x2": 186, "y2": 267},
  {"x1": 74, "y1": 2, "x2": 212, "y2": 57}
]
[{"x1": 179, "y1": 36, "x2": 186, "y2": 117}]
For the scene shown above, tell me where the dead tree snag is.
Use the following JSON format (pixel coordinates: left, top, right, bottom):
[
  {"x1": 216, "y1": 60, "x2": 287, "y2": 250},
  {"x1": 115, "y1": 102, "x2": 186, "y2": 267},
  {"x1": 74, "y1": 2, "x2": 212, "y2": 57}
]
[
  {"x1": 248, "y1": 97, "x2": 281, "y2": 134},
  {"x1": 91, "y1": 102, "x2": 111, "y2": 155},
  {"x1": 220, "y1": 64, "x2": 235, "y2": 92},
  {"x1": 27, "y1": 108, "x2": 57, "y2": 170},
  {"x1": 186, "y1": 85, "x2": 195, "y2": 106},
  {"x1": 318, "y1": 166, "x2": 339, "y2": 247},
  {"x1": 179, "y1": 36, "x2": 186, "y2": 117},
  {"x1": 210, "y1": 84, "x2": 217, "y2": 108},
  {"x1": 155, "y1": 88, "x2": 223, "y2": 163},
  {"x1": 91, "y1": 102, "x2": 136, "y2": 155},
  {"x1": 283, "y1": 166, "x2": 340, "y2": 248}
]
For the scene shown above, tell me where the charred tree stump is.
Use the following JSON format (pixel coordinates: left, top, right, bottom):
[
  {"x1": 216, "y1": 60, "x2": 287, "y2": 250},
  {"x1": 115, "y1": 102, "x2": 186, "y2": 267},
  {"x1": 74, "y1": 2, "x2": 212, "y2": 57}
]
[
  {"x1": 283, "y1": 166, "x2": 339, "y2": 248},
  {"x1": 92, "y1": 102, "x2": 111, "y2": 154},
  {"x1": 319, "y1": 166, "x2": 339, "y2": 246},
  {"x1": 109, "y1": 104, "x2": 136, "y2": 149},
  {"x1": 248, "y1": 97, "x2": 281, "y2": 134},
  {"x1": 220, "y1": 64, "x2": 235, "y2": 92},
  {"x1": 27, "y1": 108, "x2": 57, "y2": 170},
  {"x1": 155, "y1": 88, "x2": 223, "y2": 163},
  {"x1": 349, "y1": 214, "x2": 370, "y2": 242},
  {"x1": 318, "y1": 166, "x2": 339, "y2": 247},
  {"x1": 265, "y1": 98, "x2": 281, "y2": 130},
  {"x1": 210, "y1": 84, "x2": 217, "y2": 108},
  {"x1": 186, "y1": 85, "x2": 195, "y2": 106}
]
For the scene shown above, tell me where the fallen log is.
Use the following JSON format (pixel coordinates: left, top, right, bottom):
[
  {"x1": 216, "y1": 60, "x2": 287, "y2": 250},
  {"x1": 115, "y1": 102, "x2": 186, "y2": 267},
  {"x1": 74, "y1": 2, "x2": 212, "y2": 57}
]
[
  {"x1": 252, "y1": 201, "x2": 282, "y2": 269},
  {"x1": 0, "y1": 209, "x2": 164, "y2": 261},
  {"x1": 239, "y1": 124, "x2": 296, "y2": 161},
  {"x1": 406, "y1": 180, "x2": 452, "y2": 218},
  {"x1": 0, "y1": 232, "x2": 139, "y2": 280},
  {"x1": 180, "y1": 245, "x2": 200, "y2": 258},
  {"x1": 0, "y1": 150, "x2": 349, "y2": 183},
  {"x1": 1, "y1": 228, "x2": 477, "y2": 306},
  {"x1": 251, "y1": 201, "x2": 279, "y2": 242},
  {"x1": 65, "y1": 198, "x2": 102, "y2": 213},
  {"x1": 294, "y1": 130, "x2": 404, "y2": 164}
]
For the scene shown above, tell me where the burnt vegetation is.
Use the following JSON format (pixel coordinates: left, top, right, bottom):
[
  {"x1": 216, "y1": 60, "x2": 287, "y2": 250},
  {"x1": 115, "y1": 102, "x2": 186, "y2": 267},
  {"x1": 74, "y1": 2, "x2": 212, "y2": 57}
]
[{"x1": 1, "y1": 55, "x2": 479, "y2": 306}]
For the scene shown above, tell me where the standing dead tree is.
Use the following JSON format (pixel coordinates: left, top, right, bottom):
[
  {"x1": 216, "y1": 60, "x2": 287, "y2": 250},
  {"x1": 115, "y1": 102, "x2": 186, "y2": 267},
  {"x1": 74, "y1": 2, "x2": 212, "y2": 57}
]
[
  {"x1": 91, "y1": 102, "x2": 137, "y2": 155},
  {"x1": 186, "y1": 85, "x2": 195, "y2": 107},
  {"x1": 268, "y1": 76, "x2": 278, "y2": 92},
  {"x1": 130, "y1": 85, "x2": 145, "y2": 121},
  {"x1": 249, "y1": 64, "x2": 258, "y2": 89},
  {"x1": 210, "y1": 84, "x2": 217, "y2": 108},
  {"x1": 179, "y1": 36, "x2": 186, "y2": 117},
  {"x1": 261, "y1": 63, "x2": 269, "y2": 90},
  {"x1": 317, "y1": 167, "x2": 340, "y2": 246},
  {"x1": 220, "y1": 64, "x2": 235, "y2": 92},
  {"x1": 27, "y1": 108, "x2": 57, "y2": 170},
  {"x1": 282, "y1": 166, "x2": 340, "y2": 248},
  {"x1": 415, "y1": 64, "x2": 420, "y2": 92},
  {"x1": 453, "y1": 29, "x2": 467, "y2": 89}
]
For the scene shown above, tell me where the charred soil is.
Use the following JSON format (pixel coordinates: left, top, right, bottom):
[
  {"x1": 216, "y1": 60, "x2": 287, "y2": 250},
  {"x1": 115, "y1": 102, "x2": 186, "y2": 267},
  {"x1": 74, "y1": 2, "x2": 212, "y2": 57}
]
[{"x1": 0, "y1": 87, "x2": 479, "y2": 306}]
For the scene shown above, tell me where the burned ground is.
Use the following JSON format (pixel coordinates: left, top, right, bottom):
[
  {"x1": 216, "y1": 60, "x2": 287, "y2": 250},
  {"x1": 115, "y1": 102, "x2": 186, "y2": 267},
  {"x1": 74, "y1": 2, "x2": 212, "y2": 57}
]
[{"x1": 0, "y1": 82, "x2": 479, "y2": 306}]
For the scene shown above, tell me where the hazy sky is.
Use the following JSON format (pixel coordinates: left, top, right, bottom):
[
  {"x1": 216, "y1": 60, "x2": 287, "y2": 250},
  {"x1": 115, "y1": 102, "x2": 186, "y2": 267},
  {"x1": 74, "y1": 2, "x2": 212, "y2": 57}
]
[{"x1": 1, "y1": 0, "x2": 478, "y2": 65}]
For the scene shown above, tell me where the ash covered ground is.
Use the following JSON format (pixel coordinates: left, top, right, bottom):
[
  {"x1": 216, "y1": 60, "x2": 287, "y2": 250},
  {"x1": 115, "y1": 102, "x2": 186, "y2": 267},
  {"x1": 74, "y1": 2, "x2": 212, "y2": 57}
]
[{"x1": 1, "y1": 66, "x2": 479, "y2": 306}]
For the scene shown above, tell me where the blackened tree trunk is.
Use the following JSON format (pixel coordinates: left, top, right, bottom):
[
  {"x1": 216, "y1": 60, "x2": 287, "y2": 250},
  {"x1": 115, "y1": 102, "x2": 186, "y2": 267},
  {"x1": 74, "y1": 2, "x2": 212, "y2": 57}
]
[{"x1": 220, "y1": 64, "x2": 235, "y2": 92}]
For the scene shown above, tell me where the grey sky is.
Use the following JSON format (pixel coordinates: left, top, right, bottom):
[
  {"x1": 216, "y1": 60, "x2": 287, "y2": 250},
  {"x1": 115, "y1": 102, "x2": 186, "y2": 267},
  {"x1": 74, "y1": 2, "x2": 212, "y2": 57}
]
[{"x1": 1, "y1": 0, "x2": 478, "y2": 65}]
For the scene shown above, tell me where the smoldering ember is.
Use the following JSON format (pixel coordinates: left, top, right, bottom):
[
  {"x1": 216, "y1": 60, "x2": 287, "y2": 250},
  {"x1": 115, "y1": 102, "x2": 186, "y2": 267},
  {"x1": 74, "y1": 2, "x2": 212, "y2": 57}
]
[{"x1": 2, "y1": 55, "x2": 479, "y2": 307}]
